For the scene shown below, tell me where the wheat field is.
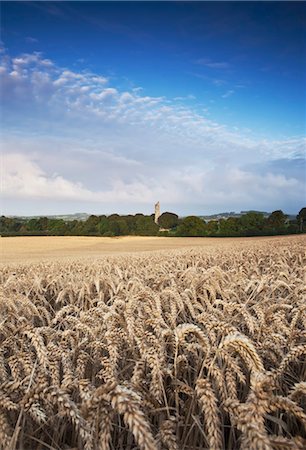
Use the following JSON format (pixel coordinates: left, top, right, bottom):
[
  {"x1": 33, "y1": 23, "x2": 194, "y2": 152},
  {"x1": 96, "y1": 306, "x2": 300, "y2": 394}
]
[
  {"x1": 0, "y1": 236, "x2": 305, "y2": 450},
  {"x1": 1, "y1": 235, "x2": 287, "y2": 264}
]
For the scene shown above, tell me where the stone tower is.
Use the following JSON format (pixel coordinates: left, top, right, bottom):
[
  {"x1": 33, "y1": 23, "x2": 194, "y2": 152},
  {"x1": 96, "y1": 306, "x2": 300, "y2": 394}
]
[{"x1": 154, "y1": 201, "x2": 161, "y2": 224}]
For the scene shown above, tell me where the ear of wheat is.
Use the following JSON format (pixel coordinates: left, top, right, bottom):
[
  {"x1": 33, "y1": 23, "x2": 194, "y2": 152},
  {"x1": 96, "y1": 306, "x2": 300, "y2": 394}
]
[{"x1": 0, "y1": 235, "x2": 305, "y2": 449}]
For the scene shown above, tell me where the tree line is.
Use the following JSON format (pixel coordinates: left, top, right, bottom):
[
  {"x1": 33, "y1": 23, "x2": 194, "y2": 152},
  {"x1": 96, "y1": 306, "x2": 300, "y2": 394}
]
[{"x1": 1, "y1": 208, "x2": 305, "y2": 237}]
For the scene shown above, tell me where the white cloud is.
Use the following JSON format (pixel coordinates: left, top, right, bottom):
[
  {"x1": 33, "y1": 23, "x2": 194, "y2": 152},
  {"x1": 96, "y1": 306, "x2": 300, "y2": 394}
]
[
  {"x1": 1, "y1": 153, "x2": 167, "y2": 204},
  {"x1": 91, "y1": 76, "x2": 108, "y2": 84},
  {"x1": 213, "y1": 79, "x2": 226, "y2": 86},
  {"x1": 2, "y1": 150, "x2": 303, "y2": 216},
  {"x1": 1, "y1": 49, "x2": 305, "y2": 214},
  {"x1": 222, "y1": 89, "x2": 235, "y2": 98},
  {"x1": 90, "y1": 87, "x2": 118, "y2": 101},
  {"x1": 2, "y1": 153, "x2": 91, "y2": 201},
  {"x1": 2, "y1": 48, "x2": 303, "y2": 162},
  {"x1": 13, "y1": 52, "x2": 53, "y2": 67}
]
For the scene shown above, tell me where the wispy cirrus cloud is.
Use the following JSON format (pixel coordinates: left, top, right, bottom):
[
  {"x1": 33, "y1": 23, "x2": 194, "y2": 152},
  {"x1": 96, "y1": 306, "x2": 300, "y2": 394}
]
[
  {"x1": 212, "y1": 79, "x2": 227, "y2": 86},
  {"x1": 194, "y1": 58, "x2": 230, "y2": 69},
  {"x1": 222, "y1": 89, "x2": 235, "y2": 98},
  {"x1": 1, "y1": 48, "x2": 305, "y2": 215},
  {"x1": 25, "y1": 36, "x2": 39, "y2": 44}
]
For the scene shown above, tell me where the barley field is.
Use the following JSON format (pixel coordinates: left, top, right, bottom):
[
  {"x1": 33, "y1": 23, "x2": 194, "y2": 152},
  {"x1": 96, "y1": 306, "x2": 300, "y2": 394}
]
[{"x1": 0, "y1": 235, "x2": 305, "y2": 450}]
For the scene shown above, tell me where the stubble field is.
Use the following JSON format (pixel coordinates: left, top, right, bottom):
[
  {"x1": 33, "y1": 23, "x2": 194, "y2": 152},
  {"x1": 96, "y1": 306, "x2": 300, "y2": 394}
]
[{"x1": 0, "y1": 235, "x2": 305, "y2": 450}]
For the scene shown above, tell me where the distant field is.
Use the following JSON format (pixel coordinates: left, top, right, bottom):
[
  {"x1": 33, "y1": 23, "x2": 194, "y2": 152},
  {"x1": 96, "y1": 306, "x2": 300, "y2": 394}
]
[{"x1": 0, "y1": 234, "x2": 302, "y2": 264}]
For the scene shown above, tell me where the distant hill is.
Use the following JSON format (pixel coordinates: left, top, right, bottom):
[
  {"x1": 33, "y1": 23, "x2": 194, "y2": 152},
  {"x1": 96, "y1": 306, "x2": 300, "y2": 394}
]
[
  {"x1": 199, "y1": 210, "x2": 269, "y2": 221},
  {"x1": 8, "y1": 213, "x2": 90, "y2": 222},
  {"x1": 7, "y1": 210, "x2": 297, "y2": 222},
  {"x1": 199, "y1": 210, "x2": 296, "y2": 221}
]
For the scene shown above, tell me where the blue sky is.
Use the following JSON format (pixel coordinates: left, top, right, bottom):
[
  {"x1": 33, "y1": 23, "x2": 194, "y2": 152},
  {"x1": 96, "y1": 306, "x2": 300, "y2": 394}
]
[{"x1": 1, "y1": 1, "x2": 305, "y2": 215}]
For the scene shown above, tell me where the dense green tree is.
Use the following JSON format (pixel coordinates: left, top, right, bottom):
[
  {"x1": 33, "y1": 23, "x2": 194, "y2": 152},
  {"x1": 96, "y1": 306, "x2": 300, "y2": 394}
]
[
  {"x1": 26, "y1": 219, "x2": 41, "y2": 232},
  {"x1": 108, "y1": 214, "x2": 120, "y2": 220},
  {"x1": 206, "y1": 220, "x2": 219, "y2": 235},
  {"x1": 1, "y1": 207, "x2": 305, "y2": 237},
  {"x1": 267, "y1": 210, "x2": 287, "y2": 233},
  {"x1": 287, "y1": 221, "x2": 299, "y2": 234},
  {"x1": 219, "y1": 217, "x2": 241, "y2": 236},
  {"x1": 135, "y1": 216, "x2": 159, "y2": 236},
  {"x1": 125, "y1": 215, "x2": 137, "y2": 234},
  {"x1": 66, "y1": 220, "x2": 80, "y2": 235},
  {"x1": 176, "y1": 216, "x2": 207, "y2": 236},
  {"x1": 98, "y1": 216, "x2": 109, "y2": 235},
  {"x1": 82, "y1": 215, "x2": 100, "y2": 234},
  {"x1": 117, "y1": 219, "x2": 129, "y2": 235},
  {"x1": 38, "y1": 217, "x2": 49, "y2": 231},
  {"x1": 18, "y1": 224, "x2": 29, "y2": 234},
  {"x1": 239, "y1": 212, "x2": 265, "y2": 235},
  {"x1": 158, "y1": 212, "x2": 179, "y2": 229},
  {"x1": 48, "y1": 219, "x2": 68, "y2": 235},
  {"x1": 297, "y1": 207, "x2": 306, "y2": 232},
  {"x1": 0, "y1": 216, "x2": 22, "y2": 233},
  {"x1": 109, "y1": 218, "x2": 129, "y2": 236}
]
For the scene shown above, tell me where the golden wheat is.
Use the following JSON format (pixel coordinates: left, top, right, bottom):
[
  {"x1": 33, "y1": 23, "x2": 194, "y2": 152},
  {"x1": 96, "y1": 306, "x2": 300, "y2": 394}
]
[{"x1": 0, "y1": 235, "x2": 305, "y2": 449}]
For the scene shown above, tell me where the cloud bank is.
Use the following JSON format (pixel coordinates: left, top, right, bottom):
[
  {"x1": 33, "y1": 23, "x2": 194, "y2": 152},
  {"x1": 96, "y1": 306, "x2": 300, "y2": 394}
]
[{"x1": 1, "y1": 50, "x2": 305, "y2": 215}]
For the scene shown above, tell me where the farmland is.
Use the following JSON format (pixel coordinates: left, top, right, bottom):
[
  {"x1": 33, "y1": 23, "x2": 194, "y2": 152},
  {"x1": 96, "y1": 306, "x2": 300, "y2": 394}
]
[
  {"x1": 0, "y1": 234, "x2": 302, "y2": 264},
  {"x1": 0, "y1": 235, "x2": 305, "y2": 449}
]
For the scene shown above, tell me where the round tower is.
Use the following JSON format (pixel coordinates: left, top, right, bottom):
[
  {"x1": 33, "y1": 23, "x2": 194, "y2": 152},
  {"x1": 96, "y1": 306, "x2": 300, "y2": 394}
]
[{"x1": 154, "y1": 201, "x2": 161, "y2": 224}]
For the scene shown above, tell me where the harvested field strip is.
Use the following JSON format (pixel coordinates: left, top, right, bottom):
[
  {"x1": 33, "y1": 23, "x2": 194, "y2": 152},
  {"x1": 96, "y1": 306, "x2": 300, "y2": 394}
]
[{"x1": 0, "y1": 236, "x2": 305, "y2": 449}]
